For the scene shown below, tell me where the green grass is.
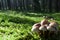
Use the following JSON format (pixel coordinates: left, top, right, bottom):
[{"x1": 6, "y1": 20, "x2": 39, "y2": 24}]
[{"x1": 0, "y1": 10, "x2": 60, "y2": 40}]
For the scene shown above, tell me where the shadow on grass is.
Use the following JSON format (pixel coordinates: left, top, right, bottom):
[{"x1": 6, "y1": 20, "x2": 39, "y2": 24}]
[
  {"x1": 1, "y1": 10, "x2": 54, "y2": 17},
  {"x1": 19, "y1": 12, "x2": 60, "y2": 22},
  {"x1": 0, "y1": 10, "x2": 57, "y2": 17},
  {"x1": 8, "y1": 16, "x2": 37, "y2": 25},
  {"x1": 17, "y1": 12, "x2": 55, "y2": 17},
  {"x1": 0, "y1": 10, "x2": 60, "y2": 23}
]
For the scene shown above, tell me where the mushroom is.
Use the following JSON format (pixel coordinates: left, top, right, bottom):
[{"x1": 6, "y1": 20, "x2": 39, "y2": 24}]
[
  {"x1": 40, "y1": 16, "x2": 50, "y2": 26},
  {"x1": 39, "y1": 25, "x2": 48, "y2": 37},
  {"x1": 39, "y1": 25, "x2": 47, "y2": 31},
  {"x1": 31, "y1": 23, "x2": 44, "y2": 36},
  {"x1": 47, "y1": 21, "x2": 59, "y2": 36},
  {"x1": 31, "y1": 23, "x2": 41, "y2": 33}
]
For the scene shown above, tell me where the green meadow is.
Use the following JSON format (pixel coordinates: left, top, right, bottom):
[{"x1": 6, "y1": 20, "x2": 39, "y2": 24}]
[{"x1": 0, "y1": 11, "x2": 60, "y2": 40}]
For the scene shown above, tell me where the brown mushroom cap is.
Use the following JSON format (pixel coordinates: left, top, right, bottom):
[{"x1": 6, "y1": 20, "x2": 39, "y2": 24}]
[
  {"x1": 39, "y1": 25, "x2": 47, "y2": 31},
  {"x1": 47, "y1": 22, "x2": 59, "y2": 31},
  {"x1": 31, "y1": 23, "x2": 41, "y2": 32}
]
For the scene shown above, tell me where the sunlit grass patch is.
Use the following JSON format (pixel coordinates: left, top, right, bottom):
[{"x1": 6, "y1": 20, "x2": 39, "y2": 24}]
[{"x1": 0, "y1": 11, "x2": 60, "y2": 40}]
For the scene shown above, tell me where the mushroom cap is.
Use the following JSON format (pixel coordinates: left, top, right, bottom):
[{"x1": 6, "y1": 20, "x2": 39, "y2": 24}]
[
  {"x1": 31, "y1": 26, "x2": 39, "y2": 32},
  {"x1": 47, "y1": 26, "x2": 56, "y2": 31},
  {"x1": 40, "y1": 19, "x2": 50, "y2": 26},
  {"x1": 49, "y1": 22, "x2": 58, "y2": 27},
  {"x1": 31, "y1": 23, "x2": 41, "y2": 32},
  {"x1": 39, "y1": 25, "x2": 47, "y2": 31},
  {"x1": 47, "y1": 22, "x2": 59, "y2": 31}
]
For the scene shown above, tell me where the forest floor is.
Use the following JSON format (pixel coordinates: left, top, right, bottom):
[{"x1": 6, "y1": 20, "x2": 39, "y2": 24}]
[{"x1": 0, "y1": 10, "x2": 60, "y2": 40}]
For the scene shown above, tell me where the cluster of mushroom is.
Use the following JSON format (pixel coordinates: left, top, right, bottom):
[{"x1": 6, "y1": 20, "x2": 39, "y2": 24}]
[{"x1": 31, "y1": 17, "x2": 59, "y2": 37}]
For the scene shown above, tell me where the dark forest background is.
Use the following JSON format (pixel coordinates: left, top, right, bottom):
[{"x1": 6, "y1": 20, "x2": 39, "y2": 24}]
[{"x1": 0, "y1": 0, "x2": 60, "y2": 12}]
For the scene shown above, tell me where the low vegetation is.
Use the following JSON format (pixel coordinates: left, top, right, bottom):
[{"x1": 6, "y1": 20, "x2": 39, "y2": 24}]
[{"x1": 0, "y1": 11, "x2": 60, "y2": 40}]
